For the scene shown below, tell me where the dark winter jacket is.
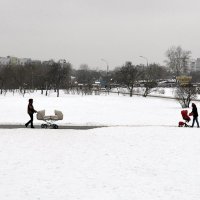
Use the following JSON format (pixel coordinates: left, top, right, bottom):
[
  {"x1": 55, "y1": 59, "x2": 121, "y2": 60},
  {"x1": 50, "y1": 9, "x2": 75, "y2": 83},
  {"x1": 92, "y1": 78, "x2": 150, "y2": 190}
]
[
  {"x1": 192, "y1": 103, "x2": 198, "y2": 118},
  {"x1": 27, "y1": 103, "x2": 37, "y2": 114}
]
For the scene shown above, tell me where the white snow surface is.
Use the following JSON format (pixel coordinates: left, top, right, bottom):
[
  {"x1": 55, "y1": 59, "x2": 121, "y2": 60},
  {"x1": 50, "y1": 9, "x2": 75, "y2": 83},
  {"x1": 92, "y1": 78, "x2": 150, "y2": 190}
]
[
  {"x1": 0, "y1": 91, "x2": 200, "y2": 200},
  {"x1": 0, "y1": 90, "x2": 180, "y2": 126}
]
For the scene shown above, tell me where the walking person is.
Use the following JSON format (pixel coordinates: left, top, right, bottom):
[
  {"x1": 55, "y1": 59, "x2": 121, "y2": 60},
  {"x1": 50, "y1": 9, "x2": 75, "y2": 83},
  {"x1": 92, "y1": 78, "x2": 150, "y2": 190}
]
[
  {"x1": 190, "y1": 103, "x2": 199, "y2": 128},
  {"x1": 25, "y1": 99, "x2": 37, "y2": 128}
]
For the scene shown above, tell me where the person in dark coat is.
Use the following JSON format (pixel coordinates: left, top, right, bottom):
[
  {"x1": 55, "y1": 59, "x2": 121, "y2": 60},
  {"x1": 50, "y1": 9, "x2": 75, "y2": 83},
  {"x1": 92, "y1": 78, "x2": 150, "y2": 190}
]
[
  {"x1": 25, "y1": 99, "x2": 37, "y2": 128},
  {"x1": 191, "y1": 103, "x2": 199, "y2": 128}
]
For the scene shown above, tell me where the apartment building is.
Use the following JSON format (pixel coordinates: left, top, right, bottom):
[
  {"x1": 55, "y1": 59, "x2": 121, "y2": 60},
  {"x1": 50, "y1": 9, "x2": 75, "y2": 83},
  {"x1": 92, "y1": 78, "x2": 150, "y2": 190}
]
[
  {"x1": 195, "y1": 58, "x2": 200, "y2": 71},
  {"x1": 0, "y1": 56, "x2": 32, "y2": 66},
  {"x1": 0, "y1": 57, "x2": 10, "y2": 65},
  {"x1": 18, "y1": 58, "x2": 32, "y2": 66},
  {"x1": 188, "y1": 59, "x2": 196, "y2": 71},
  {"x1": 186, "y1": 58, "x2": 200, "y2": 72}
]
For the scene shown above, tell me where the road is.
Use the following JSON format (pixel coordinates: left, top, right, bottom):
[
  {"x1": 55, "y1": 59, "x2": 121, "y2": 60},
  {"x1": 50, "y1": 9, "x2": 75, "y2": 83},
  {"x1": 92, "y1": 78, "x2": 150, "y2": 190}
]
[{"x1": 0, "y1": 124, "x2": 107, "y2": 130}]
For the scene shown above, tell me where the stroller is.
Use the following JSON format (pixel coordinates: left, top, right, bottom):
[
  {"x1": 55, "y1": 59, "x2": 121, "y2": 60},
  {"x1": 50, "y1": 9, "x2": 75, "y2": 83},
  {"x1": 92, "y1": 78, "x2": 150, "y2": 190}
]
[
  {"x1": 178, "y1": 110, "x2": 191, "y2": 127},
  {"x1": 37, "y1": 110, "x2": 63, "y2": 129}
]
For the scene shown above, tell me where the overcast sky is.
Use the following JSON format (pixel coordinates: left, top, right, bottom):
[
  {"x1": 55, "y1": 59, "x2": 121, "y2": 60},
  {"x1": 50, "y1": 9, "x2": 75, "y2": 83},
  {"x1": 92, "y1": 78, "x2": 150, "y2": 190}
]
[{"x1": 0, "y1": 0, "x2": 200, "y2": 69}]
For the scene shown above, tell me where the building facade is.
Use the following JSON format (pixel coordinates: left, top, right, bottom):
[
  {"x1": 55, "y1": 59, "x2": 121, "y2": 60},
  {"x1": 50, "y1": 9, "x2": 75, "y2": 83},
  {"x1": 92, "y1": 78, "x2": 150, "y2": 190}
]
[{"x1": 195, "y1": 58, "x2": 200, "y2": 71}]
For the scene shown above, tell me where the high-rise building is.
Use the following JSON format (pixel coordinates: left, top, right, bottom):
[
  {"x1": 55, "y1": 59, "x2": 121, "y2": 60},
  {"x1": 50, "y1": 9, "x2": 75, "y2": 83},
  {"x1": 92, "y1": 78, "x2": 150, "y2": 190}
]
[
  {"x1": 196, "y1": 58, "x2": 200, "y2": 71},
  {"x1": 188, "y1": 59, "x2": 196, "y2": 71}
]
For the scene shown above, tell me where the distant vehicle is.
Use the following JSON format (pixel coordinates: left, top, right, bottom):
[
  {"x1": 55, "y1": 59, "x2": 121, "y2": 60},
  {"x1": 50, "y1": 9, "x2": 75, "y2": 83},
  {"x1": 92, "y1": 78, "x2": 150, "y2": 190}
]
[
  {"x1": 100, "y1": 88, "x2": 107, "y2": 92},
  {"x1": 157, "y1": 79, "x2": 176, "y2": 87}
]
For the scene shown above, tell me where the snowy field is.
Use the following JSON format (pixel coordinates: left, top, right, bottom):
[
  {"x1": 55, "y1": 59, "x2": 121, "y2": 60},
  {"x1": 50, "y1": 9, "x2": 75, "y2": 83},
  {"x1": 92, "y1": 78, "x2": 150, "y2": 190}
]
[
  {"x1": 0, "y1": 91, "x2": 200, "y2": 200},
  {"x1": 0, "y1": 89, "x2": 180, "y2": 126}
]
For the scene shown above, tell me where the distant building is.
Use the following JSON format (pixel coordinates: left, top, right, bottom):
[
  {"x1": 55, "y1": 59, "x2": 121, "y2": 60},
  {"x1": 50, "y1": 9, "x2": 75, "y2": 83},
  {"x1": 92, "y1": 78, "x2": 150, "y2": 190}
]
[
  {"x1": 31, "y1": 60, "x2": 42, "y2": 65},
  {"x1": 18, "y1": 58, "x2": 32, "y2": 66},
  {"x1": 186, "y1": 58, "x2": 200, "y2": 72},
  {"x1": 0, "y1": 56, "x2": 19, "y2": 65},
  {"x1": 196, "y1": 58, "x2": 200, "y2": 71},
  {"x1": 0, "y1": 56, "x2": 34, "y2": 66},
  {"x1": 188, "y1": 59, "x2": 196, "y2": 71},
  {"x1": 0, "y1": 57, "x2": 10, "y2": 65},
  {"x1": 42, "y1": 59, "x2": 55, "y2": 65},
  {"x1": 9, "y1": 56, "x2": 19, "y2": 65}
]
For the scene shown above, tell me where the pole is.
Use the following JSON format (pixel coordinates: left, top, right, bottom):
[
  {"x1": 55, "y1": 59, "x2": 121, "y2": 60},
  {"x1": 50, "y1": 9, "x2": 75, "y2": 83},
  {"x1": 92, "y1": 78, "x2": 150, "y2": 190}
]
[
  {"x1": 101, "y1": 58, "x2": 109, "y2": 88},
  {"x1": 139, "y1": 56, "x2": 148, "y2": 67}
]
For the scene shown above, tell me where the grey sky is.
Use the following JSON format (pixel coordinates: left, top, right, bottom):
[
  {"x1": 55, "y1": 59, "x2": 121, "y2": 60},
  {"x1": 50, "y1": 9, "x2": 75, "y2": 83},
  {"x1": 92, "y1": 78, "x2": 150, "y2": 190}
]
[{"x1": 0, "y1": 0, "x2": 200, "y2": 69}]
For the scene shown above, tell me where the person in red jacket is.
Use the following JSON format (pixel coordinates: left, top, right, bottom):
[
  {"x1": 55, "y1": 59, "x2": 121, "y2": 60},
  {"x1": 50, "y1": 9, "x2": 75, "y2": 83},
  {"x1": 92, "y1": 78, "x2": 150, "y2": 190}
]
[{"x1": 25, "y1": 99, "x2": 37, "y2": 128}]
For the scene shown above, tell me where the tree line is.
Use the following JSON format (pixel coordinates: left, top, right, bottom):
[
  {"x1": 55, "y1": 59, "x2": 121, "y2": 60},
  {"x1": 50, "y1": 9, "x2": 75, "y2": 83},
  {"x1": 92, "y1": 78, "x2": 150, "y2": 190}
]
[
  {"x1": 1, "y1": 45, "x2": 200, "y2": 106},
  {"x1": 0, "y1": 61, "x2": 171, "y2": 94}
]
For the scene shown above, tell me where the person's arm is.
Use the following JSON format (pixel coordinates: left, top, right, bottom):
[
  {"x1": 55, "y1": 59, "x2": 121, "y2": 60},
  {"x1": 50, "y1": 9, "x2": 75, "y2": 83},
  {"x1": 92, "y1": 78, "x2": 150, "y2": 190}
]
[{"x1": 32, "y1": 106, "x2": 37, "y2": 113}]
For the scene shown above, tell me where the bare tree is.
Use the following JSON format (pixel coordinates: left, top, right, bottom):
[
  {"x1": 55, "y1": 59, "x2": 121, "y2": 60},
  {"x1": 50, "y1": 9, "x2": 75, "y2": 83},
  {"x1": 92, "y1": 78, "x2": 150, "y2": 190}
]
[
  {"x1": 165, "y1": 46, "x2": 191, "y2": 76},
  {"x1": 117, "y1": 62, "x2": 141, "y2": 97},
  {"x1": 175, "y1": 84, "x2": 197, "y2": 108},
  {"x1": 142, "y1": 64, "x2": 161, "y2": 97},
  {"x1": 57, "y1": 62, "x2": 72, "y2": 97}
]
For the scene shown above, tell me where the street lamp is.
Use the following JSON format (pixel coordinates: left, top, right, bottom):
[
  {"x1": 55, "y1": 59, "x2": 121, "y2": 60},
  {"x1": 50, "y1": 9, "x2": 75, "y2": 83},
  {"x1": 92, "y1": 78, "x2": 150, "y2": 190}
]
[
  {"x1": 139, "y1": 56, "x2": 149, "y2": 67},
  {"x1": 101, "y1": 58, "x2": 109, "y2": 75},
  {"x1": 101, "y1": 58, "x2": 109, "y2": 89},
  {"x1": 139, "y1": 56, "x2": 149, "y2": 83}
]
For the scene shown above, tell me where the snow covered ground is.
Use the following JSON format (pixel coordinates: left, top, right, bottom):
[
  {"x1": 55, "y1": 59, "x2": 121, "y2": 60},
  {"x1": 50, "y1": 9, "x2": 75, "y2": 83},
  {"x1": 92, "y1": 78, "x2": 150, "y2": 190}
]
[
  {"x1": 0, "y1": 91, "x2": 200, "y2": 200},
  {"x1": 0, "y1": 90, "x2": 180, "y2": 126}
]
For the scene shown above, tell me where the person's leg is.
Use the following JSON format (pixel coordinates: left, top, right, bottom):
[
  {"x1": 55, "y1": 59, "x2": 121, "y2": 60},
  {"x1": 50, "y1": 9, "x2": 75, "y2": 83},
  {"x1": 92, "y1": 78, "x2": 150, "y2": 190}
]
[
  {"x1": 25, "y1": 121, "x2": 29, "y2": 127},
  {"x1": 30, "y1": 114, "x2": 34, "y2": 128},
  {"x1": 25, "y1": 114, "x2": 32, "y2": 127},
  {"x1": 196, "y1": 117, "x2": 199, "y2": 127},
  {"x1": 192, "y1": 117, "x2": 196, "y2": 127}
]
